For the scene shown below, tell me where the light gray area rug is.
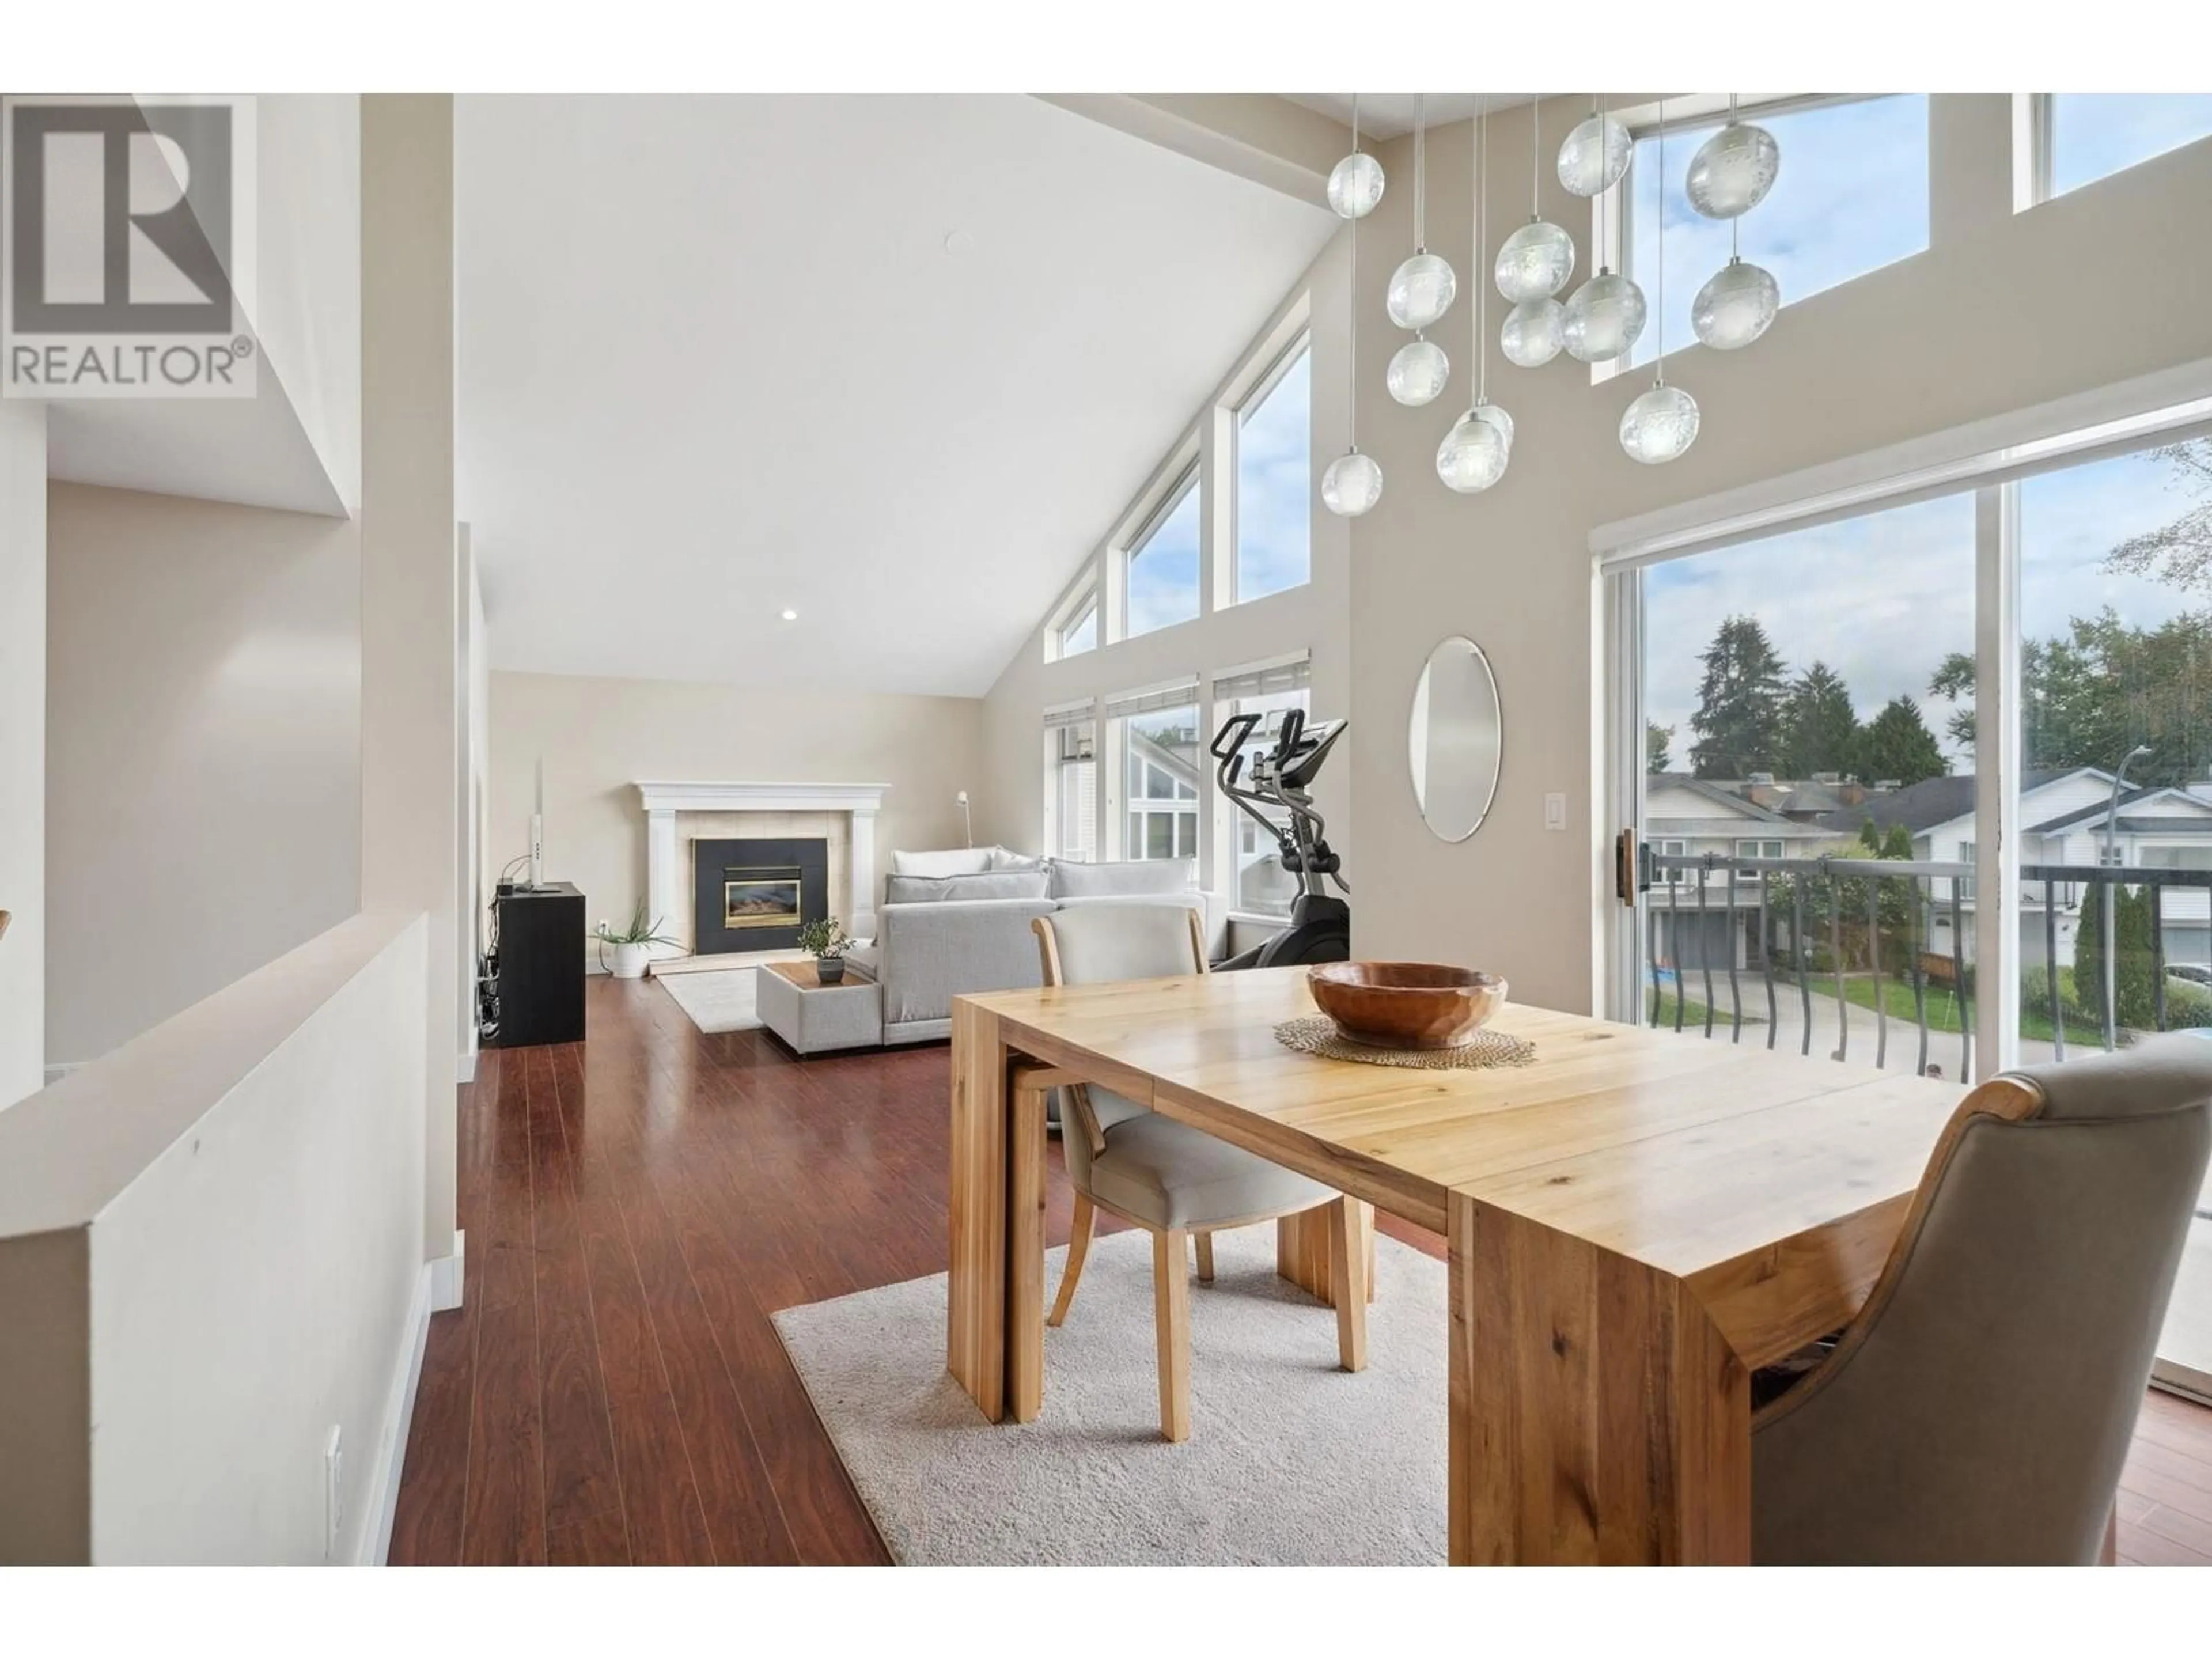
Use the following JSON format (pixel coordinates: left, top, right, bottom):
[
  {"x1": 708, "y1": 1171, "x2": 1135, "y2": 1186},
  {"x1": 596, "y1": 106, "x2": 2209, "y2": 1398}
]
[
  {"x1": 654, "y1": 967, "x2": 766, "y2": 1034},
  {"x1": 772, "y1": 1224, "x2": 1446, "y2": 1565}
]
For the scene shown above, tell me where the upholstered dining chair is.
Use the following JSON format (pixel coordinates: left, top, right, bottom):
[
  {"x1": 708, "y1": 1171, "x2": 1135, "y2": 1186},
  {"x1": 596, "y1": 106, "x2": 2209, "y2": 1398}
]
[
  {"x1": 1031, "y1": 904, "x2": 1368, "y2": 1442},
  {"x1": 1752, "y1": 1030, "x2": 2212, "y2": 1564}
]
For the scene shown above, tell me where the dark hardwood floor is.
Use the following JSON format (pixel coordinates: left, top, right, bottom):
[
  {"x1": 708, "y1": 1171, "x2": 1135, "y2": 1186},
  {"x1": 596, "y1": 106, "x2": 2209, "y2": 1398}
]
[{"x1": 389, "y1": 974, "x2": 2212, "y2": 1566}]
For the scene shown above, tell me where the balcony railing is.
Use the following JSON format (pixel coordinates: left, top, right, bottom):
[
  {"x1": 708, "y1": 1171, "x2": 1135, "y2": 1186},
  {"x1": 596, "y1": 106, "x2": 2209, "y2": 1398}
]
[{"x1": 1642, "y1": 850, "x2": 2212, "y2": 1076}]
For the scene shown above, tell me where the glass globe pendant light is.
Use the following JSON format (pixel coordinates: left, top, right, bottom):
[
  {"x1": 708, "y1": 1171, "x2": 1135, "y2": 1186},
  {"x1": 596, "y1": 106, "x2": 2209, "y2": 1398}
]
[
  {"x1": 1387, "y1": 334, "x2": 1450, "y2": 405},
  {"x1": 1558, "y1": 95, "x2": 1645, "y2": 365},
  {"x1": 1439, "y1": 98, "x2": 1511, "y2": 495},
  {"x1": 1322, "y1": 96, "x2": 1383, "y2": 518},
  {"x1": 1619, "y1": 101, "x2": 1700, "y2": 465},
  {"x1": 1501, "y1": 297, "x2": 1566, "y2": 367},
  {"x1": 1387, "y1": 97, "x2": 1458, "y2": 333},
  {"x1": 1558, "y1": 95, "x2": 1631, "y2": 198},
  {"x1": 1685, "y1": 94, "x2": 1780, "y2": 220},
  {"x1": 1495, "y1": 98, "x2": 1575, "y2": 305},
  {"x1": 1691, "y1": 214, "x2": 1780, "y2": 350},
  {"x1": 1327, "y1": 93, "x2": 1385, "y2": 219}
]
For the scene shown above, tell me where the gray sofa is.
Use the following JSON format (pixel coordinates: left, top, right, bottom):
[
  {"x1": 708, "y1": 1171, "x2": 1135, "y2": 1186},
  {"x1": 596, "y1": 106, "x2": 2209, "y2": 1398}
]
[{"x1": 840, "y1": 849, "x2": 1204, "y2": 1044}]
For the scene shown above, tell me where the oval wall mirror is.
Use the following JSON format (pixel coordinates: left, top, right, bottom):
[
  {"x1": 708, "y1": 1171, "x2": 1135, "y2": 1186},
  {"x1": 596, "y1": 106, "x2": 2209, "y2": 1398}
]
[{"x1": 1408, "y1": 635, "x2": 1503, "y2": 843}]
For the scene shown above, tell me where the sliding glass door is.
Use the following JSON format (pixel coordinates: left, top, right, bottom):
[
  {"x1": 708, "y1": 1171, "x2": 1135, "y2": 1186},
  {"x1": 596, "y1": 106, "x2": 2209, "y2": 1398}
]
[{"x1": 1605, "y1": 425, "x2": 2212, "y2": 1398}]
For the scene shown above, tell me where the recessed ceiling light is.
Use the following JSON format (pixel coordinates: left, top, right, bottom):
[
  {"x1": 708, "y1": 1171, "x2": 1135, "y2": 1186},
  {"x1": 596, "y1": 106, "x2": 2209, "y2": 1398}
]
[
  {"x1": 942, "y1": 229, "x2": 975, "y2": 256},
  {"x1": 780, "y1": 608, "x2": 799, "y2": 622}
]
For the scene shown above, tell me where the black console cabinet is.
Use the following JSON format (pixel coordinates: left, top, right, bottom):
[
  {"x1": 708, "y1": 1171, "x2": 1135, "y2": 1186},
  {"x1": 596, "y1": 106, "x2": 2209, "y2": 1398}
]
[{"x1": 491, "y1": 881, "x2": 586, "y2": 1048}]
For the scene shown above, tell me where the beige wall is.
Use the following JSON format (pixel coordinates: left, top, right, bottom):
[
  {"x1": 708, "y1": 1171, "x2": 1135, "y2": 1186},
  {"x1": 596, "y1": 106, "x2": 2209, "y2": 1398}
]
[
  {"x1": 44, "y1": 481, "x2": 362, "y2": 1069},
  {"x1": 490, "y1": 670, "x2": 986, "y2": 949},
  {"x1": 0, "y1": 404, "x2": 45, "y2": 1105},
  {"x1": 361, "y1": 94, "x2": 462, "y2": 1268},
  {"x1": 0, "y1": 913, "x2": 426, "y2": 1563},
  {"x1": 1344, "y1": 97, "x2": 2212, "y2": 1015}
]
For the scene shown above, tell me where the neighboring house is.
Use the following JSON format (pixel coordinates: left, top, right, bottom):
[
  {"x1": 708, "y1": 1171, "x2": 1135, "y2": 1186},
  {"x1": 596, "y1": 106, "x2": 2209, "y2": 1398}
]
[
  {"x1": 1645, "y1": 774, "x2": 1836, "y2": 971},
  {"x1": 1807, "y1": 767, "x2": 2212, "y2": 969},
  {"x1": 1649, "y1": 766, "x2": 2212, "y2": 973}
]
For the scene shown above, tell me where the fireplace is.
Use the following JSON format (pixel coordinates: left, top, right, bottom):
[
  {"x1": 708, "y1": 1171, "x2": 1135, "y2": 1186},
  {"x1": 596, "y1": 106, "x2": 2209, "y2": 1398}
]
[{"x1": 693, "y1": 838, "x2": 828, "y2": 953}]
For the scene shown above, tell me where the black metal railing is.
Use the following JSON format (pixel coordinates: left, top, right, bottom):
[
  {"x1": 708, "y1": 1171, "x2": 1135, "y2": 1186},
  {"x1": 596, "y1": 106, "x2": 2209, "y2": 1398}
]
[{"x1": 1643, "y1": 851, "x2": 2212, "y2": 1075}]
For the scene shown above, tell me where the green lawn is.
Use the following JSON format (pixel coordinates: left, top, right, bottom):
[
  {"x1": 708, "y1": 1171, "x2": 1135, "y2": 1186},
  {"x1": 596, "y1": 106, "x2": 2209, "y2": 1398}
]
[
  {"x1": 1831, "y1": 973, "x2": 2108, "y2": 1048},
  {"x1": 1647, "y1": 989, "x2": 1746, "y2": 1031}
]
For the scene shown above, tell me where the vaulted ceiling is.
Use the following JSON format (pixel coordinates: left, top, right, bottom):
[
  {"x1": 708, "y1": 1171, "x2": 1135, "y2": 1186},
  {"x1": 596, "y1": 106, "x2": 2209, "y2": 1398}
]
[{"x1": 456, "y1": 94, "x2": 1340, "y2": 697}]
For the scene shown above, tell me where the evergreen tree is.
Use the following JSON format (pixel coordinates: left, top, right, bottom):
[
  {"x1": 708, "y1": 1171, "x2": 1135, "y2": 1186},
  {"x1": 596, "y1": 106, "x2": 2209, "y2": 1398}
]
[
  {"x1": 2080, "y1": 881, "x2": 2164, "y2": 1033},
  {"x1": 1688, "y1": 615, "x2": 1788, "y2": 779},
  {"x1": 1881, "y1": 821, "x2": 1914, "y2": 861},
  {"x1": 1782, "y1": 661, "x2": 1861, "y2": 778},
  {"x1": 1933, "y1": 612, "x2": 2212, "y2": 787},
  {"x1": 1646, "y1": 721, "x2": 1673, "y2": 774},
  {"x1": 1853, "y1": 696, "x2": 1948, "y2": 787},
  {"x1": 2077, "y1": 880, "x2": 2108, "y2": 1032}
]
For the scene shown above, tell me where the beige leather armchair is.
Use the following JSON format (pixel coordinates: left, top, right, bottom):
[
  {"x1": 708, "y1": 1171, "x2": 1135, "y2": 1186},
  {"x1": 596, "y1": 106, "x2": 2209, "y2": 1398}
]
[{"x1": 1753, "y1": 1031, "x2": 2212, "y2": 1563}]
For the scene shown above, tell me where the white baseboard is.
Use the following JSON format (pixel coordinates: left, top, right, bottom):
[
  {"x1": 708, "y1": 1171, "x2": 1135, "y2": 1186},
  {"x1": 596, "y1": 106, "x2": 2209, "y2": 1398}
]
[
  {"x1": 429, "y1": 1230, "x2": 465, "y2": 1313},
  {"x1": 456, "y1": 1047, "x2": 478, "y2": 1084},
  {"x1": 361, "y1": 1261, "x2": 435, "y2": 1566}
]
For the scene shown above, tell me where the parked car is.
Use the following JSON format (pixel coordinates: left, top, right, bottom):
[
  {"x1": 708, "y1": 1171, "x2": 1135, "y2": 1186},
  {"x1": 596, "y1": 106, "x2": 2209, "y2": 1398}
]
[{"x1": 2169, "y1": 964, "x2": 2212, "y2": 987}]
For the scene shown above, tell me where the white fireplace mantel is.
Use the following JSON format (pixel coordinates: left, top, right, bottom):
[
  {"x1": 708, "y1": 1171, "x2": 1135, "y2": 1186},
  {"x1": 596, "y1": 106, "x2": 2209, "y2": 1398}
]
[{"x1": 635, "y1": 781, "x2": 889, "y2": 950}]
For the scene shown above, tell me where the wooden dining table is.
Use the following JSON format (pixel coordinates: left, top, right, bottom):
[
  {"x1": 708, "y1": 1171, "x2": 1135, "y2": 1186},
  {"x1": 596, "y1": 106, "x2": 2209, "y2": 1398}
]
[{"x1": 945, "y1": 964, "x2": 1967, "y2": 1565}]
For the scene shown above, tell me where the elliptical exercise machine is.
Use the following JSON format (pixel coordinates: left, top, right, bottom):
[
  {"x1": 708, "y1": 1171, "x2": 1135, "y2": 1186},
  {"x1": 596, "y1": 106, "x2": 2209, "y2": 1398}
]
[{"x1": 1211, "y1": 706, "x2": 1350, "y2": 969}]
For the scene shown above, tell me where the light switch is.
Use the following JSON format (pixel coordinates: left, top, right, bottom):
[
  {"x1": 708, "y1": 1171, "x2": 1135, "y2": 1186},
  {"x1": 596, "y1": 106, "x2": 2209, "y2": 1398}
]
[{"x1": 1543, "y1": 793, "x2": 1567, "y2": 831}]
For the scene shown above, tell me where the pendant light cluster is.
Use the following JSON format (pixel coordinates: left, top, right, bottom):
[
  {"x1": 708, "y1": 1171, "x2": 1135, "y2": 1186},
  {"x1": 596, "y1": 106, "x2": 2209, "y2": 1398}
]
[
  {"x1": 1320, "y1": 92, "x2": 1785, "y2": 516},
  {"x1": 1320, "y1": 97, "x2": 1385, "y2": 516},
  {"x1": 1437, "y1": 98, "x2": 1509, "y2": 494},
  {"x1": 1688, "y1": 94, "x2": 1783, "y2": 351}
]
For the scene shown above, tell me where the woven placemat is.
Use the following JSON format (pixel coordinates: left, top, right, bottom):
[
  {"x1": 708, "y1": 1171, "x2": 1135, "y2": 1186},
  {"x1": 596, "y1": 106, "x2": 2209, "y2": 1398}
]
[{"x1": 1273, "y1": 1016, "x2": 1535, "y2": 1070}]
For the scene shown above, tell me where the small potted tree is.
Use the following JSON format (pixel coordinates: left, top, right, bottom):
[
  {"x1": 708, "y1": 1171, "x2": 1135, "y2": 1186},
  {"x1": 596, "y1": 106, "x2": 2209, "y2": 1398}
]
[
  {"x1": 797, "y1": 916, "x2": 854, "y2": 984},
  {"x1": 594, "y1": 904, "x2": 680, "y2": 980}
]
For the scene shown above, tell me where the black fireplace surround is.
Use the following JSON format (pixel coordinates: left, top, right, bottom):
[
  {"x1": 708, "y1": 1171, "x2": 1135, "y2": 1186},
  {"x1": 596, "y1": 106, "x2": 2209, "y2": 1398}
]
[{"x1": 692, "y1": 837, "x2": 829, "y2": 954}]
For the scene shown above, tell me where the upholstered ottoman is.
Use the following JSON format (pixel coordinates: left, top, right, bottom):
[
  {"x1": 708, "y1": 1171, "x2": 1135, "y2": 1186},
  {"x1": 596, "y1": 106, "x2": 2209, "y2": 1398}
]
[{"x1": 755, "y1": 959, "x2": 884, "y2": 1055}]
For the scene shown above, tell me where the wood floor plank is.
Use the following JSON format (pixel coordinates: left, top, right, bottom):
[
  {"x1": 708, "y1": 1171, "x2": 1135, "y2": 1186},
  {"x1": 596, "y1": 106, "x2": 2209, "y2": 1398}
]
[
  {"x1": 2134, "y1": 1501, "x2": 2212, "y2": 1559},
  {"x1": 457, "y1": 1062, "x2": 544, "y2": 1566},
  {"x1": 531, "y1": 1044, "x2": 627, "y2": 1548},
  {"x1": 389, "y1": 974, "x2": 2212, "y2": 1568},
  {"x1": 604, "y1": 1144, "x2": 800, "y2": 1564},
  {"x1": 2116, "y1": 1524, "x2": 2212, "y2": 1567},
  {"x1": 553, "y1": 1043, "x2": 718, "y2": 1567}
]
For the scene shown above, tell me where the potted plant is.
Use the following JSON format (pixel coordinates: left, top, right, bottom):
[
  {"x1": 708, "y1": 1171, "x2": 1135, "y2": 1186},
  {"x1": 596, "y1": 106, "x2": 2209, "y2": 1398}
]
[
  {"x1": 797, "y1": 916, "x2": 854, "y2": 984},
  {"x1": 594, "y1": 904, "x2": 680, "y2": 980}
]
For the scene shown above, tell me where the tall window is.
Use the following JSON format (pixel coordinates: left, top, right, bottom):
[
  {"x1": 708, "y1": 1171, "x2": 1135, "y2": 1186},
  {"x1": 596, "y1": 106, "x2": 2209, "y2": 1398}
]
[
  {"x1": 1125, "y1": 468, "x2": 1201, "y2": 637},
  {"x1": 1058, "y1": 590, "x2": 1098, "y2": 658},
  {"x1": 1227, "y1": 685, "x2": 1310, "y2": 916},
  {"x1": 1626, "y1": 96, "x2": 1930, "y2": 371},
  {"x1": 1050, "y1": 718, "x2": 1097, "y2": 862},
  {"x1": 2018, "y1": 441, "x2": 2212, "y2": 1059},
  {"x1": 2049, "y1": 94, "x2": 2212, "y2": 198},
  {"x1": 1118, "y1": 699, "x2": 1201, "y2": 862},
  {"x1": 1234, "y1": 340, "x2": 1311, "y2": 604}
]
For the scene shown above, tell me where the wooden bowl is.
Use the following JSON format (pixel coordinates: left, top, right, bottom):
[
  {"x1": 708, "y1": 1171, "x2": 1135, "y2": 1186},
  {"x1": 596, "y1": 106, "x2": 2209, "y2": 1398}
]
[{"x1": 1308, "y1": 961, "x2": 1507, "y2": 1051}]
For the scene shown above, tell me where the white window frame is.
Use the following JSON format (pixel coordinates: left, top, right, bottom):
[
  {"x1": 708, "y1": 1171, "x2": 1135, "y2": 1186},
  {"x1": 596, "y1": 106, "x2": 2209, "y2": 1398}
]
[
  {"x1": 1226, "y1": 331, "x2": 1315, "y2": 609},
  {"x1": 1121, "y1": 459, "x2": 1203, "y2": 641},
  {"x1": 1598, "y1": 359, "x2": 2212, "y2": 1083},
  {"x1": 1596, "y1": 93, "x2": 1930, "y2": 387},
  {"x1": 1058, "y1": 590, "x2": 1099, "y2": 660},
  {"x1": 2021, "y1": 93, "x2": 2212, "y2": 210}
]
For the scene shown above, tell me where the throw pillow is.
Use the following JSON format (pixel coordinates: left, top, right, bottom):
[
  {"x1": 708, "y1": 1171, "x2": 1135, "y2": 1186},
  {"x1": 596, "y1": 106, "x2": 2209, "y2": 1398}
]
[
  {"x1": 942, "y1": 870, "x2": 1051, "y2": 901},
  {"x1": 1049, "y1": 858, "x2": 1192, "y2": 899},
  {"x1": 889, "y1": 847, "x2": 995, "y2": 878}
]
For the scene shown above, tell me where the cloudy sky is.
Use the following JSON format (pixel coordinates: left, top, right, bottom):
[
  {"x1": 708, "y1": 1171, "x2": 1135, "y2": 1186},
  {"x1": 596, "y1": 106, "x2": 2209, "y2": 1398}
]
[
  {"x1": 1642, "y1": 93, "x2": 2212, "y2": 772},
  {"x1": 1647, "y1": 445, "x2": 2210, "y2": 769}
]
